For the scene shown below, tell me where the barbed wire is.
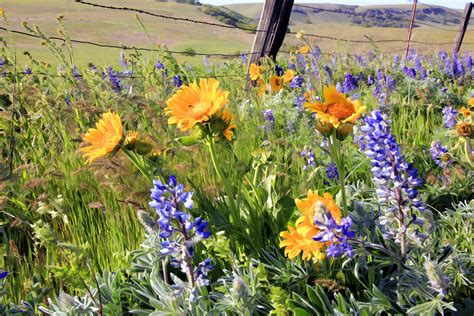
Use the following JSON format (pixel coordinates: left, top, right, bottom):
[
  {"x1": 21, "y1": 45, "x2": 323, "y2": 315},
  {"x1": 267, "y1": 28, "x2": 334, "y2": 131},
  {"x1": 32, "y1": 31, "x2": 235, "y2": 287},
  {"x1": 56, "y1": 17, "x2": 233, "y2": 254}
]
[
  {"x1": 73, "y1": 0, "x2": 471, "y2": 46},
  {"x1": 0, "y1": 25, "x2": 409, "y2": 60},
  {"x1": 0, "y1": 26, "x2": 287, "y2": 57}
]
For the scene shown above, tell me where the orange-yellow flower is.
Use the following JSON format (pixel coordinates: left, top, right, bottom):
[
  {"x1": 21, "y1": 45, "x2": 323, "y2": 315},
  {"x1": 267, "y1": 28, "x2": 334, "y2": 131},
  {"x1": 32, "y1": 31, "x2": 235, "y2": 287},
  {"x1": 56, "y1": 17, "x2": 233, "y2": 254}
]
[
  {"x1": 282, "y1": 69, "x2": 295, "y2": 83},
  {"x1": 280, "y1": 190, "x2": 342, "y2": 261},
  {"x1": 257, "y1": 79, "x2": 266, "y2": 97},
  {"x1": 165, "y1": 78, "x2": 229, "y2": 131},
  {"x1": 299, "y1": 45, "x2": 310, "y2": 54},
  {"x1": 217, "y1": 109, "x2": 237, "y2": 141},
  {"x1": 280, "y1": 226, "x2": 325, "y2": 260},
  {"x1": 459, "y1": 106, "x2": 471, "y2": 117},
  {"x1": 125, "y1": 130, "x2": 139, "y2": 147},
  {"x1": 305, "y1": 85, "x2": 366, "y2": 128},
  {"x1": 468, "y1": 97, "x2": 474, "y2": 108},
  {"x1": 249, "y1": 63, "x2": 260, "y2": 81},
  {"x1": 270, "y1": 76, "x2": 283, "y2": 92},
  {"x1": 80, "y1": 111, "x2": 123, "y2": 164}
]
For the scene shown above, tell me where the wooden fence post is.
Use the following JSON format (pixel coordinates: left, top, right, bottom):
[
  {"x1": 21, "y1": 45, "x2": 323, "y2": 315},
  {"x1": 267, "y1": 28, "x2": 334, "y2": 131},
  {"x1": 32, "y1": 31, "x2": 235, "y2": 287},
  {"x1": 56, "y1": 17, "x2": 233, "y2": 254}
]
[
  {"x1": 453, "y1": 2, "x2": 473, "y2": 53},
  {"x1": 405, "y1": 0, "x2": 417, "y2": 58},
  {"x1": 247, "y1": 0, "x2": 294, "y2": 80}
]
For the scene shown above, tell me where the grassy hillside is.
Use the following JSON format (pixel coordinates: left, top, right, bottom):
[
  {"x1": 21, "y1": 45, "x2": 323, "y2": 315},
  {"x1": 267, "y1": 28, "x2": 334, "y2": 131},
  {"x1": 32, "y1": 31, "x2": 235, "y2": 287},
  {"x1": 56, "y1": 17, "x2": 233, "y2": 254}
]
[
  {"x1": 226, "y1": 3, "x2": 474, "y2": 55},
  {"x1": 0, "y1": 0, "x2": 255, "y2": 66},
  {"x1": 1, "y1": 0, "x2": 473, "y2": 68}
]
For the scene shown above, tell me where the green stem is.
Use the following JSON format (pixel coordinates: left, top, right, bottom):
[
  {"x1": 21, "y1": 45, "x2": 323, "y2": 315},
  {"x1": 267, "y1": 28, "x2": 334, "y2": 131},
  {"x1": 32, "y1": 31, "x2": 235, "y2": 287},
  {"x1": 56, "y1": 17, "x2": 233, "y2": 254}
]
[
  {"x1": 329, "y1": 136, "x2": 348, "y2": 216},
  {"x1": 205, "y1": 136, "x2": 241, "y2": 225}
]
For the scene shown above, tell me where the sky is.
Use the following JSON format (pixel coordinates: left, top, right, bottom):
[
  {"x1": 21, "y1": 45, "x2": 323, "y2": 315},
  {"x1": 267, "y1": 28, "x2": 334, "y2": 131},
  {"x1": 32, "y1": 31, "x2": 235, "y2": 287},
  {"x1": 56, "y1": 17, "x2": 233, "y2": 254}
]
[{"x1": 199, "y1": 0, "x2": 467, "y2": 9}]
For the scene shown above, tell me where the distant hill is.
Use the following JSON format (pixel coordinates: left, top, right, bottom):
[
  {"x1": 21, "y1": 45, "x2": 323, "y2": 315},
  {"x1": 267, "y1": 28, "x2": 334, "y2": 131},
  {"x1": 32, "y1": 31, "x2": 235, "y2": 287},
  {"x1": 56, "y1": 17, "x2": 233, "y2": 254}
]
[{"x1": 225, "y1": 3, "x2": 464, "y2": 28}]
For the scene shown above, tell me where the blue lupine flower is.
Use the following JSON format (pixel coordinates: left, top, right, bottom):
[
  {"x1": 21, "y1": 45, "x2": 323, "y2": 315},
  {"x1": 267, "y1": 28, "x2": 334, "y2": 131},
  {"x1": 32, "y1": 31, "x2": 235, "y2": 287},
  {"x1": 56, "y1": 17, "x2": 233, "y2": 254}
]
[
  {"x1": 275, "y1": 65, "x2": 284, "y2": 76},
  {"x1": 312, "y1": 202, "x2": 355, "y2": 258},
  {"x1": 290, "y1": 75, "x2": 304, "y2": 88},
  {"x1": 294, "y1": 95, "x2": 306, "y2": 111},
  {"x1": 405, "y1": 67, "x2": 417, "y2": 79},
  {"x1": 106, "y1": 67, "x2": 121, "y2": 92},
  {"x1": 442, "y1": 106, "x2": 458, "y2": 128},
  {"x1": 64, "y1": 95, "x2": 72, "y2": 106},
  {"x1": 393, "y1": 54, "x2": 400, "y2": 69},
  {"x1": 173, "y1": 74, "x2": 183, "y2": 87},
  {"x1": 312, "y1": 45, "x2": 322, "y2": 59},
  {"x1": 155, "y1": 60, "x2": 165, "y2": 70},
  {"x1": 261, "y1": 109, "x2": 275, "y2": 133},
  {"x1": 0, "y1": 58, "x2": 4, "y2": 67},
  {"x1": 323, "y1": 65, "x2": 332, "y2": 80},
  {"x1": 149, "y1": 176, "x2": 213, "y2": 297},
  {"x1": 367, "y1": 75, "x2": 375, "y2": 86},
  {"x1": 430, "y1": 141, "x2": 451, "y2": 167},
  {"x1": 0, "y1": 271, "x2": 7, "y2": 279},
  {"x1": 336, "y1": 82, "x2": 343, "y2": 92},
  {"x1": 325, "y1": 162, "x2": 339, "y2": 180},
  {"x1": 358, "y1": 111, "x2": 428, "y2": 242},
  {"x1": 239, "y1": 53, "x2": 247, "y2": 64},
  {"x1": 343, "y1": 73, "x2": 358, "y2": 93},
  {"x1": 24, "y1": 66, "x2": 32, "y2": 75},
  {"x1": 73, "y1": 66, "x2": 80, "y2": 78},
  {"x1": 301, "y1": 147, "x2": 315, "y2": 170},
  {"x1": 465, "y1": 53, "x2": 472, "y2": 71}
]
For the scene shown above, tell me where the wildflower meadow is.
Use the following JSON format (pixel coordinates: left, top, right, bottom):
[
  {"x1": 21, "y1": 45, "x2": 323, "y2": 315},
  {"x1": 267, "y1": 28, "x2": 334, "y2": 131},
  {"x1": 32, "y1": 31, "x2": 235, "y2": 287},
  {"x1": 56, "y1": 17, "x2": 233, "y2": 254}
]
[{"x1": 0, "y1": 6, "x2": 473, "y2": 316}]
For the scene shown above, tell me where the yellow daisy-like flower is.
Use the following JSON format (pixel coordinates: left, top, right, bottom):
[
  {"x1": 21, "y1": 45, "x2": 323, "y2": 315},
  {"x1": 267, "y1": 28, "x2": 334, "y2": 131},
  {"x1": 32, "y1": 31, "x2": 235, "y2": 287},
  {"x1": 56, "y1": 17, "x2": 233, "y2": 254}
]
[
  {"x1": 257, "y1": 79, "x2": 267, "y2": 97},
  {"x1": 279, "y1": 226, "x2": 325, "y2": 261},
  {"x1": 270, "y1": 76, "x2": 283, "y2": 92},
  {"x1": 80, "y1": 111, "x2": 123, "y2": 164},
  {"x1": 165, "y1": 78, "x2": 229, "y2": 131},
  {"x1": 124, "y1": 130, "x2": 139, "y2": 147},
  {"x1": 217, "y1": 109, "x2": 237, "y2": 141},
  {"x1": 459, "y1": 106, "x2": 471, "y2": 117},
  {"x1": 282, "y1": 69, "x2": 295, "y2": 83},
  {"x1": 249, "y1": 63, "x2": 260, "y2": 81},
  {"x1": 468, "y1": 97, "x2": 474, "y2": 108},
  {"x1": 280, "y1": 190, "x2": 342, "y2": 261},
  {"x1": 299, "y1": 45, "x2": 310, "y2": 54},
  {"x1": 305, "y1": 85, "x2": 366, "y2": 128}
]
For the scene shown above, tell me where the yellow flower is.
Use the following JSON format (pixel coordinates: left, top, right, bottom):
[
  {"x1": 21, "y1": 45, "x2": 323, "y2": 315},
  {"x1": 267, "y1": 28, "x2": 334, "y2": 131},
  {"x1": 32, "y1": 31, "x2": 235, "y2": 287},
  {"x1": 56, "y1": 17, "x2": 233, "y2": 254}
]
[
  {"x1": 165, "y1": 78, "x2": 229, "y2": 131},
  {"x1": 296, "y1": 30, "x2": 305, "y2": 39},
  {"x1": 456, "y1": 121, "x2": 472, "y2": 138},
  {"x1": 249, "y1": 63, "x2": 260, "y2": 81},
  {"x1": 299, "y1": 45, "x2": 310, "y2": 54},
  {"x1": 270, "y1": 76, "x2": 283, "y2": 92},
  {"x1": 214, "y1": 109, "x2": 236, "y2": 141},
  {"x1": 468, "y1": 97, "x2": 474, "y2": 108},
  {"x1": 80, "y1": 111, "x2": 123, "y2": 164},
  {"x1": 459, "y1": 106, "x2": 471, "y2": 117},
  {"x1": 295, "y1": 190, "x2": 342, "y2": 224},
  {"x1": 257, "y1": 79, "x2": 266, "y2": 97},
  {"x1": 282, "y1": 69, "x2": 295, "y2": 83},
  {"x1": 305, "y1": 85, "x2": 366, "y2": 128},
  {"x1": 125, "y1": 130, "x2": 138, "y2": 142},
  {"x1": 280, "y1": 190, "x2": 342, "y2": 261},
  {"x1": 304, "y1": 89, "x2": 315, "y2": 101},
  {"x1": 279, "y1": 226, "x2": 325, "y2": 261}
]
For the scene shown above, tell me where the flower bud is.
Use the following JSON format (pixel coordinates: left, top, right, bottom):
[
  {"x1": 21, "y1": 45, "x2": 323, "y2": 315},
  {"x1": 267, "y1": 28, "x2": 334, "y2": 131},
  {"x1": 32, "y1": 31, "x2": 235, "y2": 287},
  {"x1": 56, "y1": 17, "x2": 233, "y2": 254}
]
[
  {"x1": 456, "y1": 122, "x2": 472, "y2": 138},
  {"x1": 336, "y1": 122, "x2": 354, "y2": 141},
  {"x1": 315, "y1": 120, "x2": 334, "y2": 137}
]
